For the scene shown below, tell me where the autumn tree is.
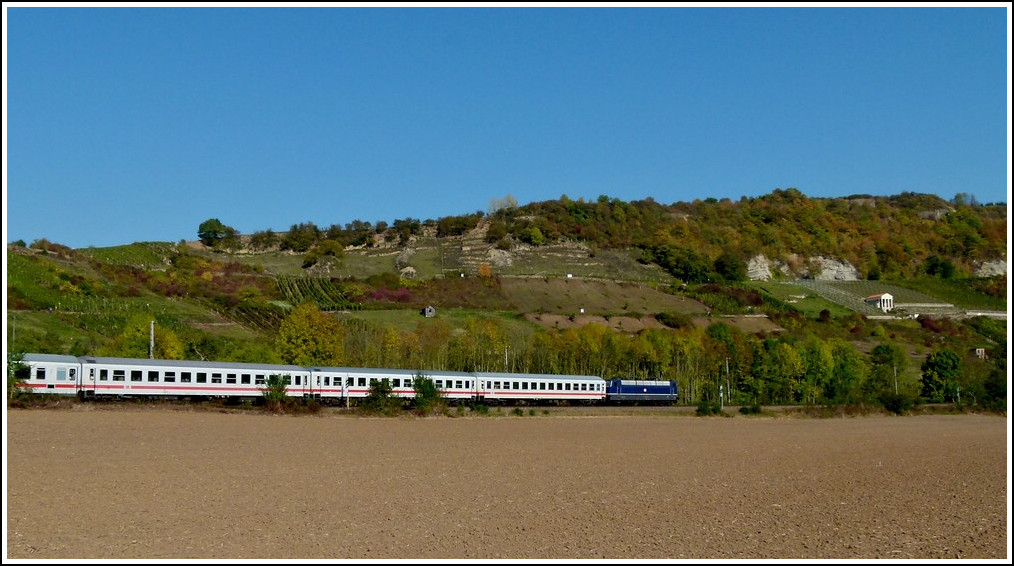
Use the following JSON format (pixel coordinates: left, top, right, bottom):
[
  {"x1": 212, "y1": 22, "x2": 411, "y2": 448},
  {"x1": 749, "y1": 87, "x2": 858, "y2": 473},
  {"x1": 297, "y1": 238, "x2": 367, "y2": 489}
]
[
  {"x1": 276, "y1": 302, "x2": 344, "y2": 366},
  {"x1": 103, "y1": 315, "x2": 184, "y2": 359}
]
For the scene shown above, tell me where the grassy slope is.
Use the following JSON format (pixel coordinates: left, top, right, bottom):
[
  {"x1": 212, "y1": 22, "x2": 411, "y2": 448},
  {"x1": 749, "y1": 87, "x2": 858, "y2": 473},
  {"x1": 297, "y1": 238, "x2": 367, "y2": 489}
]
[{"x1": 6, "y1": 236, "x2": 1007, "y2": 360}]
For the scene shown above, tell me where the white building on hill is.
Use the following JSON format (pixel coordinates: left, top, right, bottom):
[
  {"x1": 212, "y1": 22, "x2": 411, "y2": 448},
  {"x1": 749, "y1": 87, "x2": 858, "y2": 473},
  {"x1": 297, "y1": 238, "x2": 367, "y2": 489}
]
[{"x1": 865, "y1": 293, "x2": 894, "y2": 313}]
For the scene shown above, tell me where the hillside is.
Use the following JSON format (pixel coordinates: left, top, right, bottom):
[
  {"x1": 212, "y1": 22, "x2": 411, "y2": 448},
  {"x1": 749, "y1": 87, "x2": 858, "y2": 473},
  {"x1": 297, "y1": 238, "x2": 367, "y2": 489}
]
[{"x1": 6, "y1": 190, "x2": 1007, "y2": 410}]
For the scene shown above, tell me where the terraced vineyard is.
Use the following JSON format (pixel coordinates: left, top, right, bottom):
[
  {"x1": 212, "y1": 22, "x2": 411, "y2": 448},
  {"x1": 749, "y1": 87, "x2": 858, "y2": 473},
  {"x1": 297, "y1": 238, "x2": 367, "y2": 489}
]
[{"x1": 276, "y1": 275, "x2": 360, "y2": 311}]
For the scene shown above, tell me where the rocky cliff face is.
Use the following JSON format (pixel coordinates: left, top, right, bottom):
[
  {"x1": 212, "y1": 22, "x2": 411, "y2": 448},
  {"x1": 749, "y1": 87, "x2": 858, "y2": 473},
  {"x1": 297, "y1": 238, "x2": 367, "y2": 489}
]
[
  {"x1": 975, "y1": 260, "x2": 1007, "y2": 277},
  {"x1": 746, "y1": 255, "x2": 773, "y2": 281},
  {"x1": 747, "y1": 254, "x2": 860, "y2": 281}
]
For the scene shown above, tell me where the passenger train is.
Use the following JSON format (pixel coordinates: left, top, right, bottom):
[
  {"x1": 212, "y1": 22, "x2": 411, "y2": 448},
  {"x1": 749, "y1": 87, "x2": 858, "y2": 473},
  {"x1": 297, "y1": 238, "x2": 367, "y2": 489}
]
[{"x1": 15, "y1": 353, "x2": 679, "y2": 405}]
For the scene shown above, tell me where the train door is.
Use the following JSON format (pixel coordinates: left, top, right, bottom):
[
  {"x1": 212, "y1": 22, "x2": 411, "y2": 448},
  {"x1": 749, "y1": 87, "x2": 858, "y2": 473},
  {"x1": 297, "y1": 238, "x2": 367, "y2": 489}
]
[{"x1": 82, "y1": 365, "x2": 98, "y2": 397}]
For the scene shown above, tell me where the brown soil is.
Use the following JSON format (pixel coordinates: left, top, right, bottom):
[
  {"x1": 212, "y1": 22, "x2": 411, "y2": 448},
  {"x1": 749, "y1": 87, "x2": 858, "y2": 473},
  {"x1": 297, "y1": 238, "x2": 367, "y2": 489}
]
[{"x1": 5, "y1": 407, "x2": 1009, "y2": 560}]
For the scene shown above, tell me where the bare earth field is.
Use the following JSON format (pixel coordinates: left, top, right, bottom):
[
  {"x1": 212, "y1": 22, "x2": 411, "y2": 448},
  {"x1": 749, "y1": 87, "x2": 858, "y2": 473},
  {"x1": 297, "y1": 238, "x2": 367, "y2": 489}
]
[{"x1": 5, "y1": 407, "x2": 1010, "y2": 560}]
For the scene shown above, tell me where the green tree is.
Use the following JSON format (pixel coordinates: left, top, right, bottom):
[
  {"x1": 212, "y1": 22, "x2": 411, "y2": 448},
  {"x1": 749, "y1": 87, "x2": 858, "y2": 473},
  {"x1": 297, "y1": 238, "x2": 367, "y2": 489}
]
[
  {"x1": 248, "y1": 229, "x2": 278, "y2": 251},
  {"x1": 827, "y1": 339, "x2": 869, "y2": 404},
  {"x1": 412, "y1": 373, "x2": 445, "y2": 415},
  {"x1": 7, "y1": 352, "x2": 30, "y2": 401},
  {"x1": 361, "y1": 378, "x2": 401, "y2": 415},
  {"x1": 868, "y1": 343, "x2": 907, "y2": 395},
  {"x1": 280, "y1": 222, "x2": 321, "y2": 253},
  {"x1": 982, "y1": 360, "x2": 1007, "y2": 410},
  {"x1": 920, "y1": 349, "x2": 962, "y2": 402},
  {"x1": 714, "y1": 252, "x2": 747, "y2": 282},
  {"x1": 799, "y1": 336, "x2": 833, "y2": 404},
  {"x1": 261, "y1": 374, "x2": 289, "y2": 411},
  {"x1": 198, "y1": 218, "x2": 234, "y2": 247}
]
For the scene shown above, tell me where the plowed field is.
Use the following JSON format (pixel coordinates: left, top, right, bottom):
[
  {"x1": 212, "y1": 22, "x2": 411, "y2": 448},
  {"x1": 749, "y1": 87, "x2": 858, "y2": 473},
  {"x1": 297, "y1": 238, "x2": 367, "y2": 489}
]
[{"x1": 5, "y1": 408, "x2": 1009, "y2": 560}]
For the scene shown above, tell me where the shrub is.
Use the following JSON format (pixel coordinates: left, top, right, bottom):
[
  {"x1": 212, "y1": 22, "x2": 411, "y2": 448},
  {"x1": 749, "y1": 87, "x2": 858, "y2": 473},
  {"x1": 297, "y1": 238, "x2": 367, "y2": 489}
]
[
  {"x1": 738, "y1": 402, "x2": 762, "y2": 415},
  {"x1": 879, "y1": 392, "x2": 915, "y2": 415},
  {"x1": 412, "y1": 373, "x2": 445, "y2": 415},
  {"x1": 696, "y1": 398, "x2": 723, "y2": 416},
  {"x1": 656, "y1": 311, "x2": 693, "y2": 329},
  {"x1": 260, "y1": 374, "x2": 290, "y2": 412},
  {"x1": 360, "y1": 379, "x2": 403, "y2": 416}
]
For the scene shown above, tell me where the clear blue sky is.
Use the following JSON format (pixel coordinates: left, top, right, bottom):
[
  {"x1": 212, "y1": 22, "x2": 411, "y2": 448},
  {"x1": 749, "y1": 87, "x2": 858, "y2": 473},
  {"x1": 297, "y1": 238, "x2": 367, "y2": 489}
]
[{"x1": 4, "y1": 5, "x2": 1010, "y2": 249}]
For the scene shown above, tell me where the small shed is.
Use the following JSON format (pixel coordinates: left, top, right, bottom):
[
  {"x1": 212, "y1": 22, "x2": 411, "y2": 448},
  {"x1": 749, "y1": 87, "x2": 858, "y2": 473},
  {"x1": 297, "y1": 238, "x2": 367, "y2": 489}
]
[
  {"x1": 865, "y1": 293, "x2": 894, "y2": 312},
  {"x1": 421, "y1": 305, "x2": 436, "y2": 318}
]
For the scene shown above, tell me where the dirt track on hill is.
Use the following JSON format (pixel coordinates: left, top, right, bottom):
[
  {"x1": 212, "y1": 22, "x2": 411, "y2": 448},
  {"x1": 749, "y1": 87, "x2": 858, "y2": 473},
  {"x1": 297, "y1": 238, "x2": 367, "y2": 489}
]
[{"x1": 5, "y1": 408, "x2": 1009, "y2": 560}]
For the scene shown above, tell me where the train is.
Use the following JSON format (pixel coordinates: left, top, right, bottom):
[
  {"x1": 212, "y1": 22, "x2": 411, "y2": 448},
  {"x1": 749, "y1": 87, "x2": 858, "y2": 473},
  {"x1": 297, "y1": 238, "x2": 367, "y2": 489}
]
[{"x1": 14, "y1": 353, "x2": 680, "y2": 406}]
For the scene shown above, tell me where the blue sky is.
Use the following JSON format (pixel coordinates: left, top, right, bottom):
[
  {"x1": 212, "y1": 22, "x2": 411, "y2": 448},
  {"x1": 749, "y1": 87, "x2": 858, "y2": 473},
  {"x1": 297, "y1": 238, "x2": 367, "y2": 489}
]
[{"x1": 4, "y1": 5, "x2": 1010, "y2": 249}]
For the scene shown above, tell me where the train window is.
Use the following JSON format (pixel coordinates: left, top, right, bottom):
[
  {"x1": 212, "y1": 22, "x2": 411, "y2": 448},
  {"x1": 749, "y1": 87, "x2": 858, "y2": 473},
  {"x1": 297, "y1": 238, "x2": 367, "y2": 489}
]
[
  {"x1": 255, "y1": 375, "x2": 265, "y2": 385},
  {"x1": 456, "y1": 380, "x2": 463, "y2": 389},
  {"x1": 241, "y1": 374, "x2": 251, "y2": 384},
  {"x1": 131, "y1": 370, "x2": 142, "y2": 382},
  {"x1": 393, "y1": 378, "x2": 401, "y2": 387},
  {"x1": 164, "y1": 372, "x2": 176, "y2": 383},
  {"x1": 540, "y1": 382, "x2": 546, "y2": 390},
  {"x1": 56, "y1": 368, "x2": 66, "y2": 381},
  {"x1": 494, "y1": 381, "x2": 500, "y2": 389},
  {"x1": 323, "y1": 376, "x2": 330, "y2": 386},
  {"x1": 113, "y1": 370, "x2": 125, "y2": 381},
  {"x1": 284, "y1": 376, "x2": 292, "y2": 386},
  {"x1": 212, "y1": 373, "x2": 222, "y2": 384},
  {"x1": 346, "y1": 377, "x2": 353, "y2": 386},
  {"x1": 294, "y1": 375, "x2": 301, "y2": 386},
  {"x1": 35, "y1": 368, "x2": 46, "y2": 380},
  {"x1": 181, "y1": 372, "x2": 191, "y2": 383},
  {"x1": 512, "y1": 382, "x2": 519, "y2": 390},
  {"x1": 197, "y1": 372, "x2": 207, "y2": 383},
  {"x1": 147, "y1": 371, "x2": 159, "y2": 382},
  {"x1": 582, "y1": 384, "x2": 587, "y2": 391},
  {"x1": 227, "y1": 374, "x2": 237, "y2": 384},
  {"x1": 565, "y1": 383, "x2": 571, "y2": 391},
  {"x1": 358, "y1": 377, "x2": 366, "y2": 387},
  {"x1": 70, "y1": 368, "x2": 76, "y2": 378},
  {"x1": 405, "y1": 379, "x2": 412, "y2": 388},
  {"x1": 436, "y1": 380, "x2": 443, "y2": 388},
  {"x1": 100, "y1": 369, "x2": 108, "y2": 381}
]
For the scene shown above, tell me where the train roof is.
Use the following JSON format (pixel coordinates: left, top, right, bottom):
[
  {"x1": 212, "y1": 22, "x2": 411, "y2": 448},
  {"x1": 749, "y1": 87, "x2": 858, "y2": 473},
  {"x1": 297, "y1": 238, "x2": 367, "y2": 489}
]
[
  {"x1": 307, "y1": 366, "x2": 418, "y2": 375},
  {"x1": 21, "y1": 353, "x2": 81, "y2": 363},
  {"x1": 473, "y1": 371, "x2": 605, "y2": 382},
  {"x1": 77, "y1": 356, "x2": 307, "y2": 372},
  {"x1": 308, "y1": 367, "x2": 478, "y2": 378}
]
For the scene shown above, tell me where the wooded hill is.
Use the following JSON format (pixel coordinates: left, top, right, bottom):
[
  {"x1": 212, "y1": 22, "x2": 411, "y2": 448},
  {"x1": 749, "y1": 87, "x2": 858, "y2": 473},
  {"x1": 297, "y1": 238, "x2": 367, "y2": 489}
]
[{"x1": 6, "y1": 189, "x2": 1007, "y2": 411}]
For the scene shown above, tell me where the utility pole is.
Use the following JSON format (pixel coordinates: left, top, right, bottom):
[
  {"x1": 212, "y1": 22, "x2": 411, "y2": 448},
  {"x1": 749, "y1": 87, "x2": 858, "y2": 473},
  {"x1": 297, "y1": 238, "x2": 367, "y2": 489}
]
[
  {"x1": 893, "y1": 363, "x2": 898, "y2": 394},
  {"x1": 725, "y1": 356, "x2": 730, "y2": 401},
  {"x1": 149, "y1": 320, "x2": 156, "y2": 359}
]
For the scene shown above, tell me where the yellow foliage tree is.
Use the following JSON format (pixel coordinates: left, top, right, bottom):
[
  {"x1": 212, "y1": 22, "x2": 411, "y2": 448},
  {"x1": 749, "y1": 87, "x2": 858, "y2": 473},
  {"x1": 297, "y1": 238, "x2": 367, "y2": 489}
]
[
  {"x1": 276, "y1": 302, "x2": 345, "y2": 366},
  {"x1": 102, "y1": 315, "x2": 185, "y2": 360}
]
